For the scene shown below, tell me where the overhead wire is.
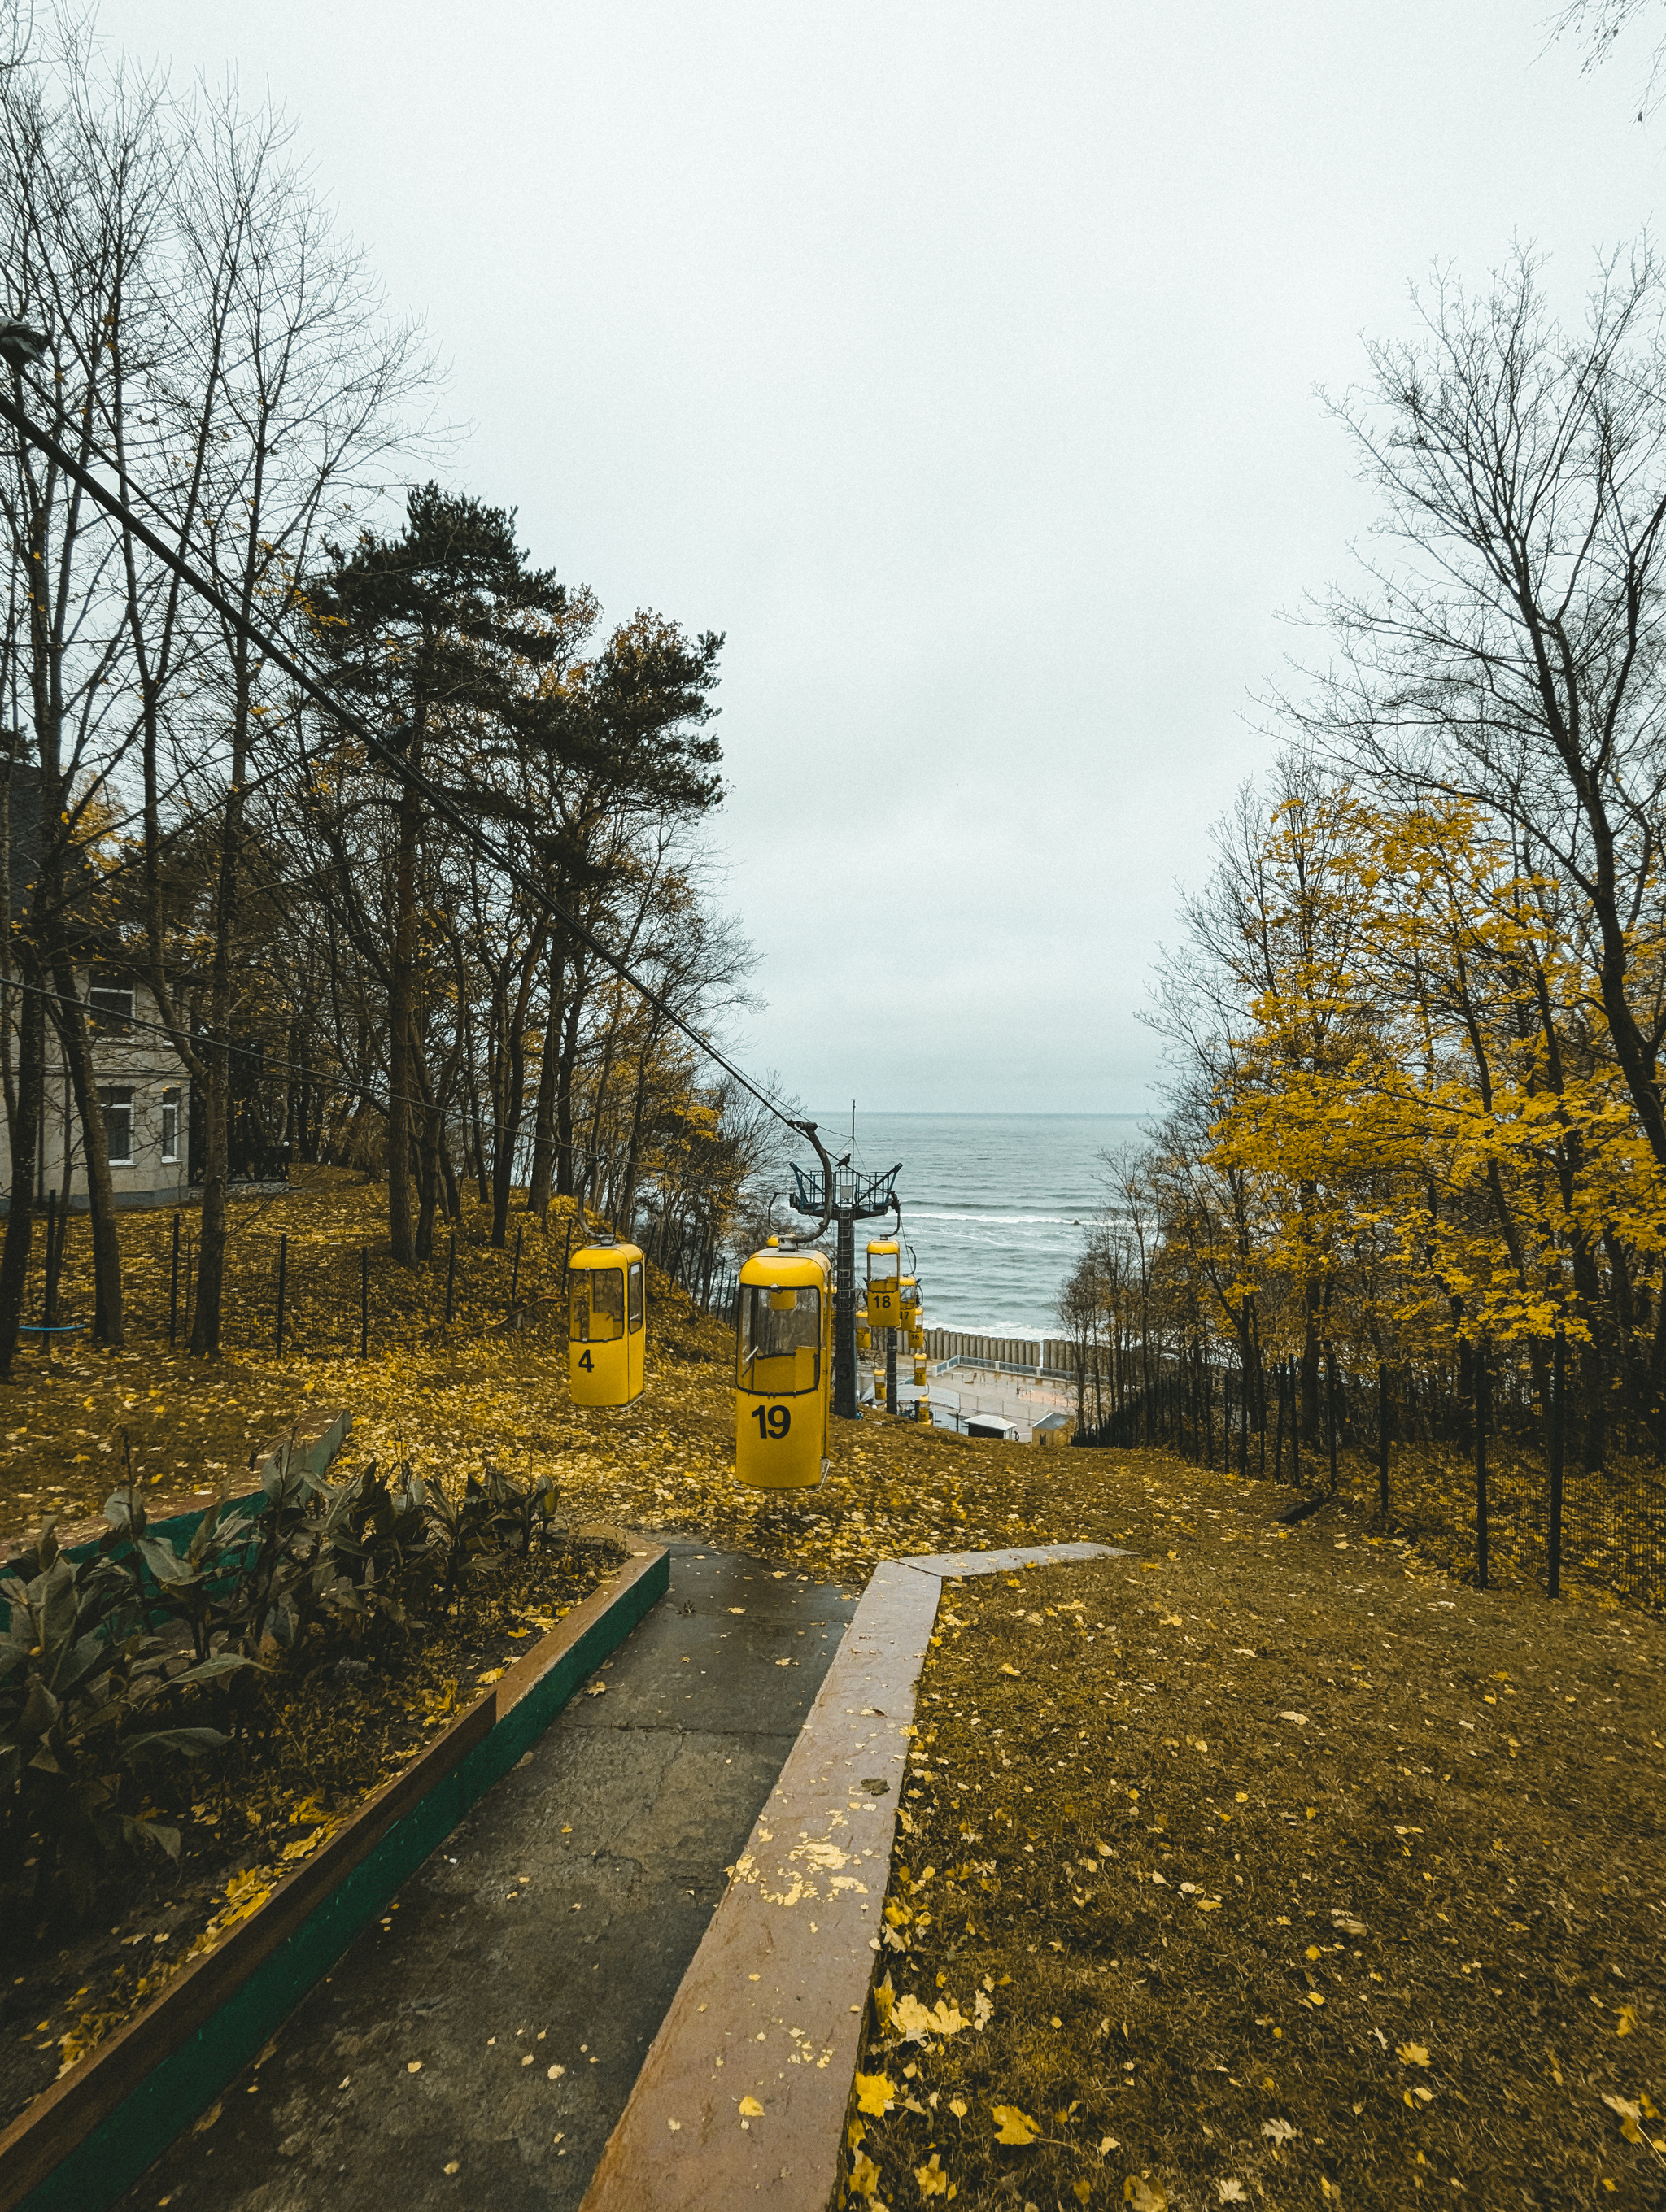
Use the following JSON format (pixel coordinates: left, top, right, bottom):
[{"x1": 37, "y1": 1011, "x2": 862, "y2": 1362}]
[{"x1": 0, "y1": 369, "x2": 831, "y2": 1199}]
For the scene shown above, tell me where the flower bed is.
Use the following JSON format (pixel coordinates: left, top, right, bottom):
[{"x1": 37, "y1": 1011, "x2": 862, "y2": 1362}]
[{"x1": 0, "y1": 1441, "x2": 666, "y2": 2212}]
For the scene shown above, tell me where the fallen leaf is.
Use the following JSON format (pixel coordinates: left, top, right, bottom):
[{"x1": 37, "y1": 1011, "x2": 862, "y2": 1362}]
[
  {"x1": 1616, "y1": 2005, "x2": 1638, "y2": 2036},
  {"x1": 1397, "y1": 2043, "x2": 1431, "y2": 2067},
  {"x1": 584, "y1": 1680, "x2": 608, "y2": 1698},
  {"x1": 1098, "y1": 2135, "x2": 1121, "y2": 2153},
  {"x1": 949, "y1": 2096, "x2": 968, "y2": 2118},
  {"x1": 1262, "y1": 2118, "x2": 1297, "y2": 2145},
  {"x1": 1000, "y1": 1662, "x2": 1021, "y2": 1677},
  {"x1": 475, "y1": 1668, "x2": 505, "y2": 1686},
  {"x1": 407, "y1": 2061, "x2": 423, "y2": 2075},
  {"x1": 1124, "y1": 2178, "x2": 1168, "y2": 2210},
  {"x1": 850, "y1": 2149, "x2": 882, "y2": 2198},
  {"x1": 915, "y1": 2153, "x2": 951, "y2": 2196},
  {"x1": 739, "y1": 2095, "x2": 763, "y2": 2118},
  {"x1": 992, "y1": 2103, "x2": 1040, "y2": 2145},
  {"x1": 1277, "y1": 1711, "x2": 1309, "y2": 1727},
  {"x1": 1217, "y1": 2184, "x2": 1246, "y2": 2205},
  {"x1": 855, "y1": 2072, "x2": 896, "y2": 2117},
  {"x1": 894, "y1": 1994, "x2": 968, "y2": 2042},
  {"x1": 1602, "y1": 2092, "x2": 1643, "y2": 2145}
]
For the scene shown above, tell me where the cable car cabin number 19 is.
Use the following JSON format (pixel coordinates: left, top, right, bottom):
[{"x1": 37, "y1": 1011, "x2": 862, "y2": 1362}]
[
  {"x1": 568, "y1": 1242, "x2": 646, "y2": 1408},
  {"x1": 735, "y1": 1241, "x2": 831, "y2": 1487}
]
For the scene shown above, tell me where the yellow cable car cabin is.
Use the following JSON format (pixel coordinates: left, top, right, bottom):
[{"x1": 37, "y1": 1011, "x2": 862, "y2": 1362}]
[
  {"x1": 568, "y1": 1242, "x2": 646, "y2": 1407},
  {"x1": 866, "y1": 1239, "x2": 903, "y2": 1332},
  {"x1": 735, "y1": 1240, "x2": 831, "y2": 1487}
]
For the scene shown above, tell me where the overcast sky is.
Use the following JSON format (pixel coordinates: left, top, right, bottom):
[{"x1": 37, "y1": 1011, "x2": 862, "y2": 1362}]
[{"x1": 97, "y1": 1, "x2": 1663, "y2": 1114}]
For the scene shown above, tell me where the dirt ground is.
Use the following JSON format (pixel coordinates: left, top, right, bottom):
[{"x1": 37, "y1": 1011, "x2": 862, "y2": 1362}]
[{"x1": 837, "y1": 1461, "x2": 1666, "y2": 2210}]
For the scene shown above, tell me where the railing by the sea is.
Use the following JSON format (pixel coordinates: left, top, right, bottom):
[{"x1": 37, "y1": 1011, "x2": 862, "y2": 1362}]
[{"x1": 922, "y1": 1327, "x2": 1077, "y2": 1378}]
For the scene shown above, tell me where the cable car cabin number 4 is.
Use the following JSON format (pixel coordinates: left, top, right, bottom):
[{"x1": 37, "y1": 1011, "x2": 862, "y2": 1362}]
[
  {"x1": 569, "y1": 1243, "x2": 646, "y2": 1408},
  {"x1": 735, "y1": 1241, "x2": 831, "y2": 1487}
]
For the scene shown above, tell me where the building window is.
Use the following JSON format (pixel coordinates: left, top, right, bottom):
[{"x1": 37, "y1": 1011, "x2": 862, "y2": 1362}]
[
  {"x1": 101, "y1": 1086, "x2": 134, "y2": 1165},
  {"x1": 161, "y1": 1087, "x2": 180, "y2": 1165},
  {"x1": 89, "y1": 983, "x2": 135, "y2": 1034}
]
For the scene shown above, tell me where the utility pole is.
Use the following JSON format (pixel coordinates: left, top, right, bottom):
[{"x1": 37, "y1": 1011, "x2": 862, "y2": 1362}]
[{"x1": 791, "y1": 1156, "x2": 899, "y2": 1420}]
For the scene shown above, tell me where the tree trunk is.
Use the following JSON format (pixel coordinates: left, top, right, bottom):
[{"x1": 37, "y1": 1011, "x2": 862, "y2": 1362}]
[
  {"x1": 386, "y1": 769, "x2": 422, "y2": 1265},
  {"x1": 46, "y1": 958, "x2": 123, "y2": 1347},
  {"x1": 0, "y1": 973, "x2": 46, "y2": 1378},
  {"x1": 553, "y1": 962, "x2": 588, "y2": 1200},
  {"x1": 526, "y1": 936, "x2": 565, "y2": 1218}
]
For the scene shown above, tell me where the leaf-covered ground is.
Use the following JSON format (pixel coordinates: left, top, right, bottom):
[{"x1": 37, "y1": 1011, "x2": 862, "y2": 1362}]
[
  {"x1": 2, "y1": 1173, "x2": 1663, "y2": 2204},
  {"x1": 838, "y1": 1481, "x2": 1666, "y2": 2210}
]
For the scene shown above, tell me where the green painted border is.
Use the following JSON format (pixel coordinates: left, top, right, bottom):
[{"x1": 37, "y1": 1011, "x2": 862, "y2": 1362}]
[{"x1": 11, "y1": 1544, "x2": 668, "y2": 2212}]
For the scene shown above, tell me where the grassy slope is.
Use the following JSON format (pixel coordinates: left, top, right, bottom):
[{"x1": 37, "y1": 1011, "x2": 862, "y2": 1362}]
[{"x1": 839, "y1": 1461, "x2": 1666, "y2": 2212}]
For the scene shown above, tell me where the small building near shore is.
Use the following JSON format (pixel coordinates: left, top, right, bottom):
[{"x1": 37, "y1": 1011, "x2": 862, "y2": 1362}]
[{"x1": 1032, "y1": 1410, "x2": 1075, "y2": 1448}]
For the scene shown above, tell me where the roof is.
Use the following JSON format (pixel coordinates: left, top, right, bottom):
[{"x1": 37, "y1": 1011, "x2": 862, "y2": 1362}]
[
  {"x1": 740, "y1": 1245, "x2": 830, "y2": 1287},
  {"x1": 570, "y1": 1242, "x2": 645, "y2": 1269}
]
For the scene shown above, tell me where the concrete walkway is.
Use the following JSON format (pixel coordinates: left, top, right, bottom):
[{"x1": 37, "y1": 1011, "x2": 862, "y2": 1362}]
[{"x1": 120, "y1": 1544, "x2": 859, "y2": 2212}]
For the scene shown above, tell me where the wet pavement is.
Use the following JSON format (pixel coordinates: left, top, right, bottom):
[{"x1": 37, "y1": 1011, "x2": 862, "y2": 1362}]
[{"x1": 120, "y1": 1543, "x2": 860, "y2": 2212}]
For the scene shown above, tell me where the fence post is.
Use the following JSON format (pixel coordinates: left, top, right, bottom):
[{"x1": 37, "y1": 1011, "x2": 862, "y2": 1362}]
[
  {"x1": 445, "y1": 1233, "x2": 456, "y2": 1326},
  {"x1": 275, "y1": 1233, "x2": 287, "y2": 1357},
  {"x1": 1290, "y1": 1359, "x2": 1301, "y2": 1488},
  {"x1": 168, "y1": 1213, "x2": 181, "y2": 1348},
  {"x1": 1476, "y1": 1334, "x2": 1489, "y2": 1591},
  {"x1": 1273, "y1": 1361, "x2": 1284, "y2": 1483},
  {"x1": 1377, "y1": 1361, "x2": 1389, "y2": 1522},
  {"x1": 360, "y1": 1247, "x2": 369, "y2": 1359},
  {"x1": 1326, "y1": 1348, "x2": 1339, "y2": 1498},
  {"x1": 510, "y1": 1220, "x2": 524, "y2": 1311},
  {"x1": 1547, "y1": 1326, "x2": 1565, "y2": 1599},
  {"x1": 1223, "y1": 1372, "x2": 1232, "y2": 1472},
  {"x1": 41, "y1": 1189, "x2": 58, "y2": 1326},
  {"x1": 184, "y1": 1234, "x2": 194, "y2": 1347}
]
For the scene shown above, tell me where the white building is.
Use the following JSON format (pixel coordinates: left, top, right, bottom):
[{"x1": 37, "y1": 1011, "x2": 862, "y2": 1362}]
[{"x1": 0, "y1": 973, "x2": 192, "y2": 1212}]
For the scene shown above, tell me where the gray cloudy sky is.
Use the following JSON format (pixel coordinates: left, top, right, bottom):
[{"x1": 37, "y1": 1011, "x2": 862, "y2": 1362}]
[{"x1": 99, "y1": 2, "x2": 1661, "y2": 1113}]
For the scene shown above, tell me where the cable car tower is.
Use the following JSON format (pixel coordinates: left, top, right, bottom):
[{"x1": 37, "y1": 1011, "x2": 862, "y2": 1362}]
[{"x1": 790, "y1": 1155, "x2": 901, "y2": 1418}]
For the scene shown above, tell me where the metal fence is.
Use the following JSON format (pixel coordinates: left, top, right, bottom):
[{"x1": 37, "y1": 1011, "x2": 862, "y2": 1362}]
[{"x1": 1071, "y1": 1349, "x2": 1666, "y2": 1621}]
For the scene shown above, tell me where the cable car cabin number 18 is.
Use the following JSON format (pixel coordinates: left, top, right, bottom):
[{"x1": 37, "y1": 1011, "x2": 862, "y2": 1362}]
[
  {"x1": 568, "y1": 1242, "x2": 646, "y2": 1408},
  {"x1": 735, "y1": 1241, "x2": 831, "y2": 1487}
]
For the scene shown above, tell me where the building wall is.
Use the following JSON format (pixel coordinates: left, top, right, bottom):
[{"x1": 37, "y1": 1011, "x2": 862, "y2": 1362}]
[{"x1": 0, "y1": 975, "x2": 191, "y2": 1212}]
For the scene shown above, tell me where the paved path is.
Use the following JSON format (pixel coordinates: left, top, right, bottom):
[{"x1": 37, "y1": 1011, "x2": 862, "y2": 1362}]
[{"x1": 120, "y1": 1544, "x2": 859, "y2": 2212}]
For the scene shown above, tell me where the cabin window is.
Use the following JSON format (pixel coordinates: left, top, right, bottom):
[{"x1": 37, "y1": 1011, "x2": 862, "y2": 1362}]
[
  {"x1": 571, "y1": 1267, "x2": 625, "y2": 1343},
  {"x1": 738, "y1": 1285, "x2": 821, "y2": 1396},
  {"x1": 627, "y1": 1261, "x2": 644, "y2": 1333},
  {"x1": 100, "y1": 1086, "x2": 134, "y2": 1165},
  {"x1": 160, "y1": 1088, "x2": 180, "y2": 1165},
  {"x1": 89, "y1": 984, "x2": 134, "y2": 1034}
]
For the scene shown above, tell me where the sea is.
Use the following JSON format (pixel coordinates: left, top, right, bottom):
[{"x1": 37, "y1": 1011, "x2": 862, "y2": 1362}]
[{"x1": 809, "y1": 1112, "x2": 1152, "y2": 1339}]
